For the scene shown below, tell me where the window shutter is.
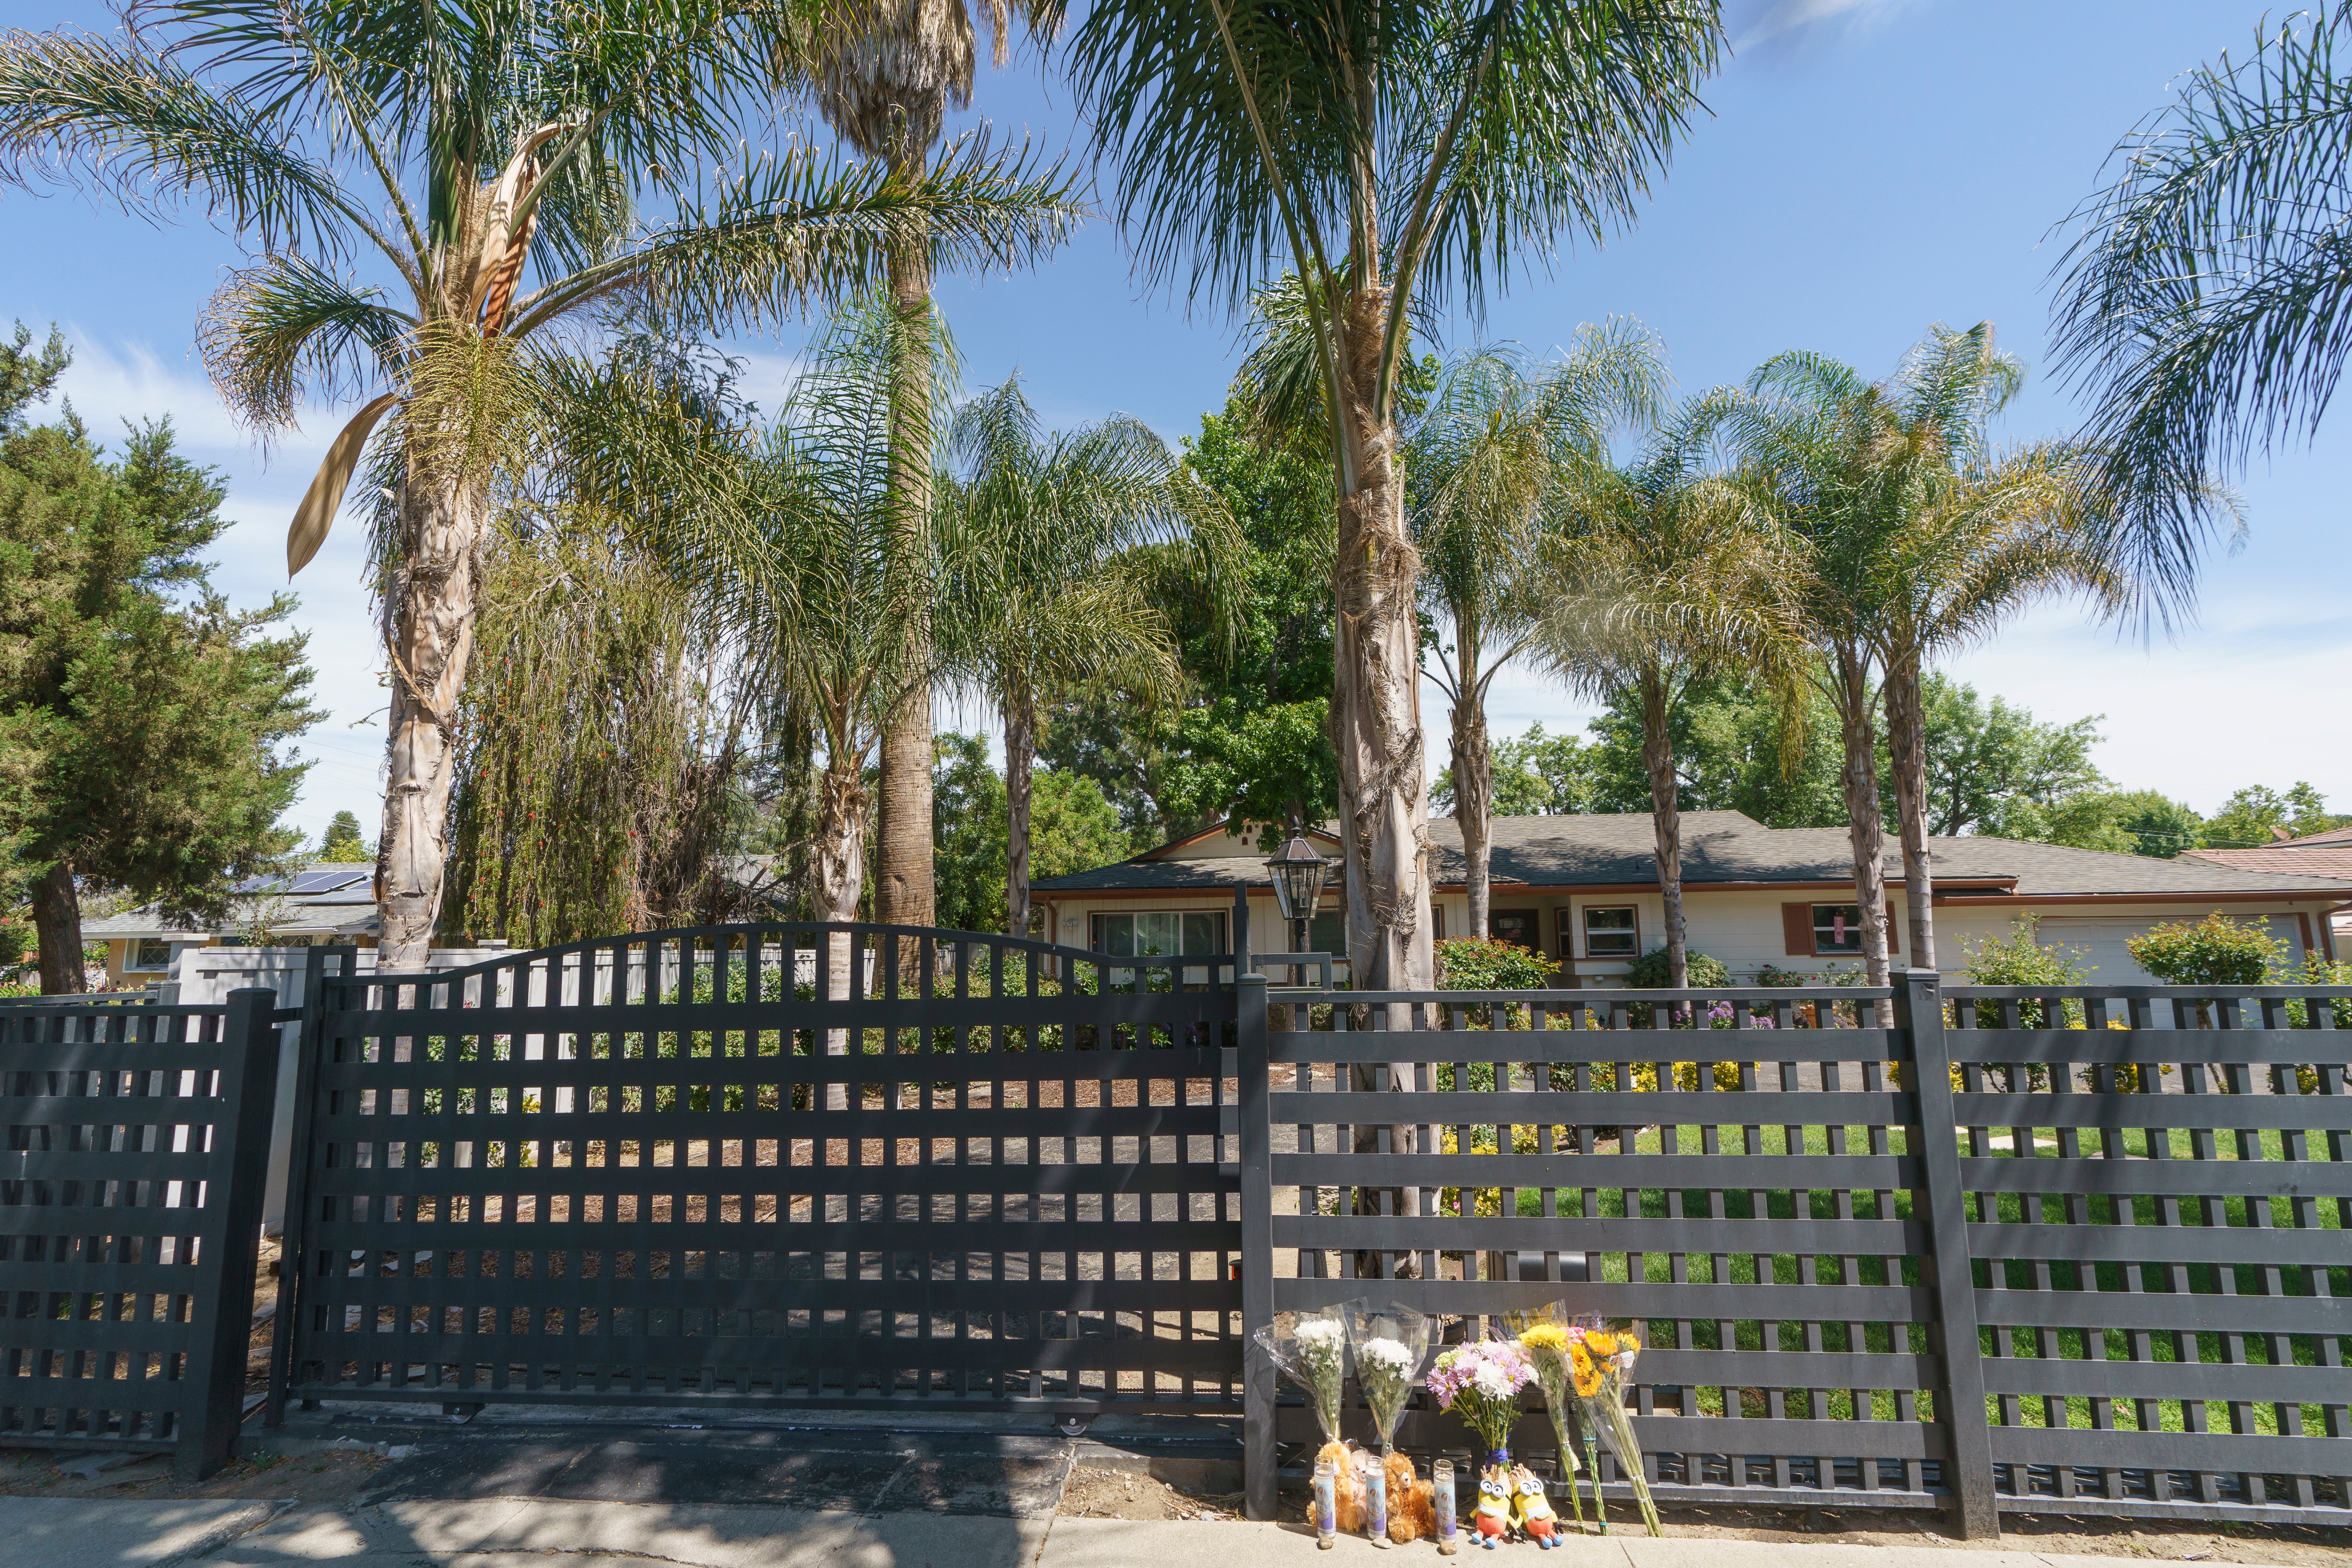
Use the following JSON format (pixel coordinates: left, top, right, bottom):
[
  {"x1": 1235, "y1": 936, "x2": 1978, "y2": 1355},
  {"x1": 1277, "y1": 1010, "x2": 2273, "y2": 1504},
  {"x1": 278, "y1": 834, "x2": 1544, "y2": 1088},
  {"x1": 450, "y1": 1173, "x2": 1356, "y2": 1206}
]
[
  {"x1": 1886, "y1": 902, "x2": 1900, "y2": 955},
  {"x1": 1781, "y1": 903, "x2": 1813, "y2": 956}
]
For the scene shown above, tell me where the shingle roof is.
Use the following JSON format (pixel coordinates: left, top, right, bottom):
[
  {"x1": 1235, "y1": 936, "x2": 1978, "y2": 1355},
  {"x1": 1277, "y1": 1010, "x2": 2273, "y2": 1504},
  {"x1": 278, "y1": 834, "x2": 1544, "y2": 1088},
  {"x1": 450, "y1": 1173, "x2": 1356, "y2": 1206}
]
[
  {"x1": 2180, "y1": 844, "x2": 2352, "y2": 879},
  {"x1": 1030, "y1": 812, "x2": 2352, "y2": 899},
  {"x1": 82, "y1": 863, "x2": 381, "y2": 938}
]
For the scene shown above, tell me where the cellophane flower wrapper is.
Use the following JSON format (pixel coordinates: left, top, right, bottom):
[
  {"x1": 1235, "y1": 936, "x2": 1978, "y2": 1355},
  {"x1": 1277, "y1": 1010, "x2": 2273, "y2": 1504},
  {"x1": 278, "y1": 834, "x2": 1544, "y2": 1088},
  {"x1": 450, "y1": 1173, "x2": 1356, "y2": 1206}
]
[
  {"x1": 1501, "y1": 1304, "x2": 1582, "y2": 1481},
  {"x1": 1252, "y1": 1309, "x2": 1349, "y2": 1443},
  {"x1": 1344, "y1": 1301, "x2": 1431, "y2": 1453},
  {"x1": 1425, "y1": 1336, "x2": 1530, "y2": 1460},
  {"x1": 1569, "y1": 1317, "x2": 1662, "y2": 1535}
]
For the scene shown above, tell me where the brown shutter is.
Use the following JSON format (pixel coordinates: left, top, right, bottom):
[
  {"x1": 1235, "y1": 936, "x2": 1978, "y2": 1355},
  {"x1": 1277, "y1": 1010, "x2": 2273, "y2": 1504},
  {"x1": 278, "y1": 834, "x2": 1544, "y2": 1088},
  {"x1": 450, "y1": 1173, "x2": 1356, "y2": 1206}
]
[
  {"x1": 1886, "y1": 901, "x2": 1900, "y2": 955},
  {"x1": 1781, "y1": 902, "x2": 1814, "y2": 956}
]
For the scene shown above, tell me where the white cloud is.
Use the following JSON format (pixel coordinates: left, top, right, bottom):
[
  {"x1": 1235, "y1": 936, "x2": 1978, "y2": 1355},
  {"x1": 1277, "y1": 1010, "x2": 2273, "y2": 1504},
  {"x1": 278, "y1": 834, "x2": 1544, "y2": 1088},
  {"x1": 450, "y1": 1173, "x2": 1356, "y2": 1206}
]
[{"x1": 1735, "y1": 0, "x2": 1913, "y2": 53}]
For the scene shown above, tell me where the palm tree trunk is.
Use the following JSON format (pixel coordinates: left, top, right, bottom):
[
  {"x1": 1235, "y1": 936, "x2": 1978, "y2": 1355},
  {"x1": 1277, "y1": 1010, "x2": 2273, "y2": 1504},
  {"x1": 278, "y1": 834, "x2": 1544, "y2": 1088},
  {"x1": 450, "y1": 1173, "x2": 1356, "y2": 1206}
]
[
  {"x1": 873, "y1": 149, "x2": 936, "y2": 940},
  {"x1": 812, "y1": 746, "x2": 870, "y2": 1107},
  {"x1": 1334, "y1": 283, "x2": 1429, "y2": 1269},
  {"x1": 1884, "y1": 650, "x2": 1936, "y2": 972},
  {"x1": 1332, "y1": 284, "x2": 1436, "y2": 1001},
  {"x1": 1450, "y1": 629, "x2": 1492, "y2": 940},
  {"x1": 376, "y1": 470, "x2": 484, "y2": 971},
  {"x1": 1004, "y1": 695, "x2": 1036, "y2": 939},
  {"x1": 1831, "y1": 645, "x2": 1892, "y2": 994},
  {"x1": 33, "y1": 858, "x2": 87, "y2": 995},
  {"x1": 1639, "y1": 670, "x2": 1688, "y2": 993}
]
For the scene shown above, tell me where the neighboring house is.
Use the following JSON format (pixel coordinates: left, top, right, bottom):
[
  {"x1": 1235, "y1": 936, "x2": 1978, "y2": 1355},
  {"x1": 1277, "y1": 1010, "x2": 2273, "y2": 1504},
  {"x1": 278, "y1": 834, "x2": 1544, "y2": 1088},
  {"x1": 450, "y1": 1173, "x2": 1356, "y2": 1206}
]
[
  {"x1": 2182, "y1": 824, "x2": 2352, "y2": 960},
  {"x1": 1030, "y1": 811, "x2": 2352, "y2": 984},
  {"x1": 80, "y1": 863, "x2": 379, "y2": 988}
]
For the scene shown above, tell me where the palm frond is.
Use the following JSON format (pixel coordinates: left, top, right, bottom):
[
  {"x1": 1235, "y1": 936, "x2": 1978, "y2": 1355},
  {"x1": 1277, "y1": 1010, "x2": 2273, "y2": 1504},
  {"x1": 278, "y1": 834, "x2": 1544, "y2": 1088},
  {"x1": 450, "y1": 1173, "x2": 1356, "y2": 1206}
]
[
  {"x1": 2047, "y1": 2, "x2": 2349, "y2": 613},
  {"x1": 507, "y1": 132, "x2": 1084, "y2": 341},
  {"x1": 197, "y1": 253, "x2": 413, "y2": 434},
  {"x1": 0, "y1": 25, "x2": 372, "y2": 254}
]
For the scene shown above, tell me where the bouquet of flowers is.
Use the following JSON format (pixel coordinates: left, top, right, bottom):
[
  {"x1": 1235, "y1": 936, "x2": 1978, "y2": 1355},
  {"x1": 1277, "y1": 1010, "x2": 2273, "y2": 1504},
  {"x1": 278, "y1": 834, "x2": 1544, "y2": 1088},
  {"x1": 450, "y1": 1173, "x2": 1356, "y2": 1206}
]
[
  {"x1": 1344, "y1": 1301, "x2": 1431, "y2": 1454},
  {"x1": 1425, "y1": 1336, "x2": 1530, "y2": 1467},
  {"x1": 1503, "y1": 1305, "x2": 1589, "y2": 1531},
  {"x1": 1569, "y1": 1318, "x2": 1661, "y2": 1536},
  {"x1": 1252, "y1": 1308, "x2": 1350, "y2": 1443}
]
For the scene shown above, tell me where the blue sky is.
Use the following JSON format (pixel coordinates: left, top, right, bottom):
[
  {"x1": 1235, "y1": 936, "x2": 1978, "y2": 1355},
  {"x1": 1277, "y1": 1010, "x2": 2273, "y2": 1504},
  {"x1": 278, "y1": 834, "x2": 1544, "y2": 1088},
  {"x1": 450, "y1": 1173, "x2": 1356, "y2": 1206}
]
[{"x1": 6, "y1": 0, "x2": 2344, "y2": 844}]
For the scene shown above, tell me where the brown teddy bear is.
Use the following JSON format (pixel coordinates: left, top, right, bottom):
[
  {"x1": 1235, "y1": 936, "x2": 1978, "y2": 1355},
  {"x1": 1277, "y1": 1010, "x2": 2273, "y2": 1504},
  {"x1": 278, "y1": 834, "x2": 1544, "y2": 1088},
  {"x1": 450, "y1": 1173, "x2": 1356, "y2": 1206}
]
[{"x1": 1385, "y1": 1451, "x2": 1437, "y2": 1543}]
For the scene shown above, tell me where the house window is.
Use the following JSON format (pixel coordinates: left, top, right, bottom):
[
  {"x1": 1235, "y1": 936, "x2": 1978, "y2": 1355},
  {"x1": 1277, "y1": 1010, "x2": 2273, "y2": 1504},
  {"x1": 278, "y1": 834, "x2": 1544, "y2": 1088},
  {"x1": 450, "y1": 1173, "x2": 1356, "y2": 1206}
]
[
  {"x1": 1582, "y1": 906, "x2": 1639, "y2": 958},
  {"x1": 1812, "y1": 904, "x2": 1864, "y2": 955},
  {"x1": 124, "y1": 938, "x2": 175, "y2": 972},
  {"x1": 1089, "y1": 911, "x2": 1229, "y2": 957},
  {"x1": 1491, "y1": 910, "x2": 1541, "y2": 951}
]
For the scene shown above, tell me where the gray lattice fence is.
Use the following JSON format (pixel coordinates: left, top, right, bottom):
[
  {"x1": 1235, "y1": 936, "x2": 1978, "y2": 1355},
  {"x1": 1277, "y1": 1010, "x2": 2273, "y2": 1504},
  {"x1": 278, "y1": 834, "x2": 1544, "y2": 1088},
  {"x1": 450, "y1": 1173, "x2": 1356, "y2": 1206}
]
[
  {"x1": 1238, "y1": 971, "x2": 2352, "y2": 1534},
  {"x1": 0, "y1": 990, "x2": 282, "y2": 1479},
  {"x1": 272, "y1": 925, "x2": 1245, "y2": 1417},
  {"x1": 1946, "y1": 985, "x2": 2350, "y2": 1523}
]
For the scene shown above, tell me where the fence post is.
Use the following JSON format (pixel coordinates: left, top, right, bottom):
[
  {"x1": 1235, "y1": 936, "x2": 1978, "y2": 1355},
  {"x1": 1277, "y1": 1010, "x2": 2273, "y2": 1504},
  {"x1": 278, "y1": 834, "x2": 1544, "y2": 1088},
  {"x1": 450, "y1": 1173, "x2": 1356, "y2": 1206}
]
[
  {"x1": 1237, "y1": 970, "x2": 1278, "y2": 1520},
  {"x1": 267, "y1": 945, "x2": 338, "y2": 1427},
  {"x1": 177, "y1": 987, "x2": 282, "y2": 1481},
  {"x1": 1900, "y1": 967, "x2": 1999, "y2": 1539}
]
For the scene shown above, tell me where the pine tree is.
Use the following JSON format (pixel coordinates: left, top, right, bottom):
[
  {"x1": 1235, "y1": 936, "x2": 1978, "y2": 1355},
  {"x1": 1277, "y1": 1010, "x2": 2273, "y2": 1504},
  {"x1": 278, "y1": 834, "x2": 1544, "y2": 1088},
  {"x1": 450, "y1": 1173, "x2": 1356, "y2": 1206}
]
[
  {"x1": 318, "y1": 811, "x2": 371, "y2": 863},
  {"x1": 0, "y1": 324, "x2": 321, "y2": 991}
]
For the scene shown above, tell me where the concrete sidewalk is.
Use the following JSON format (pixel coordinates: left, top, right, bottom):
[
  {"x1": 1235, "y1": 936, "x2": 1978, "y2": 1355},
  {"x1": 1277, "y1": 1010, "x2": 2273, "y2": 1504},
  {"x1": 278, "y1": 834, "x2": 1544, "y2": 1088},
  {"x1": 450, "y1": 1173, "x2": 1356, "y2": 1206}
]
[{"x1": 7, "y1": 1501, "x2": 2319, "y2": 1568}]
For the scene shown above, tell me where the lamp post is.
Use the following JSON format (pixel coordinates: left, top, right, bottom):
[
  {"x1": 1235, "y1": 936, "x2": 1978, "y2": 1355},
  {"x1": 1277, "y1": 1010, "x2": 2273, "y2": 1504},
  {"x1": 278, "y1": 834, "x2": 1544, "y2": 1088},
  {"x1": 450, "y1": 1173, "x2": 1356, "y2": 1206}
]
[{"x1": 1264, "y1": 822, "x2": 1330, "y2": 955}]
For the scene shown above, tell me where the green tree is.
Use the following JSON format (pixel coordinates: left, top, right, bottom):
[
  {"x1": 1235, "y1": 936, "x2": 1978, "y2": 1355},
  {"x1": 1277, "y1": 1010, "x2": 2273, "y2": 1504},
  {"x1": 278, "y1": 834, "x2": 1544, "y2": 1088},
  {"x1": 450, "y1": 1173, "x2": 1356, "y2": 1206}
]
[
  {"x1": 1040, "y1": 395, "x2": 1338, "y2": 848},
  {"x1": 2111, "y1": 789, "x2": 2205, "y2": 858},
  {"x1": 1586, "y1": 673, "x2": 1846, "y2": 828},
  {"x1": 0, "y1": 348, "x2": 319, "y2": 993},
  {"x1": 1411, "y1": 327, "x2": 1668, "y2": 935},
  {"x1": 1067, "y1": 0, "x2": 1723, "y2": 991},
  {"x1": 0, "y1": 1, "x2": 1080, "y2": 967},
  {"x1": 1431, "y1": 722, "x2": 1604, "y2": 818},
  {"x1": 318, "y1": 811, "x2": 372, "y2": 862},
  {"x1": 445, "y1": 336, "x2": 815, "y2": 947},
  {"x1": 1917, "y1": 679, "x2": 2107, "y2": 838},
  {"x1": 944, "y1": 375, "x2": 1188, "y2": 935},
  {"x1": 933, "y1": 732, "x2": 1127, "y2": 934},
  {"x1": 2201, "y1": 782, "x2": 2349, "y2": 848}
]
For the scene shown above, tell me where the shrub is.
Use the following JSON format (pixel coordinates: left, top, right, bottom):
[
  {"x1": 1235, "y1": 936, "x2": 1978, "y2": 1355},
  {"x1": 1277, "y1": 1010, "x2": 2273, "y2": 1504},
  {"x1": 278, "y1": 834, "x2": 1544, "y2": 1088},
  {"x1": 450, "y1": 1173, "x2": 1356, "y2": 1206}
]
[
  {"x1": 2127, "y1": 911, "x2": 2283, "y2": 987},
  {"x1": 1622, "y1": 946, "x2": 1731, "y2": 989},
  {"x1": 1435, "y1": 936, "x2": 1559, "y2": 991},
  {"x1": 1960, "y1": 915, "x2": 2093, "y2": 1033}
]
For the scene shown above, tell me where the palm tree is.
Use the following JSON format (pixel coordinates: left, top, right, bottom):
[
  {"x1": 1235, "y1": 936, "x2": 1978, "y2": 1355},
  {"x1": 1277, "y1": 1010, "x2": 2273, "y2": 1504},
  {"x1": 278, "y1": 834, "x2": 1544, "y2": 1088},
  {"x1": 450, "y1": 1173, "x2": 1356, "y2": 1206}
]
[
  {"x1": 0, "y1": 1, "x2": 1080, "y2": 967},
  {"x1": 812, "y1": 0, "x2": 1067, "y2": 936},
  {"x1": 584, "y1": 301, "x2": 963, "y2": 1018},
  {"x1": 1407, "y1": 323, "x2": 1668, "y2": 937},
  {"x1": 1862, "y1": 333, "x2": 2139, "y2": 971},
  {"x1": 1700, "y1": 352, "x2": 1895, "y2": 985},
  {"x1": 943, "y1": 375, "x2": 1189, "y2": 937},
  {"x1": 1064, "y1": 0, "x2": 1721, "y2": 993},
  {"x1": 1531, "y1": 436, "x2": 1805, "y2": 990},
  {"x1": 2048, "y1": 4, "x2": 2336, "y2": 613}
]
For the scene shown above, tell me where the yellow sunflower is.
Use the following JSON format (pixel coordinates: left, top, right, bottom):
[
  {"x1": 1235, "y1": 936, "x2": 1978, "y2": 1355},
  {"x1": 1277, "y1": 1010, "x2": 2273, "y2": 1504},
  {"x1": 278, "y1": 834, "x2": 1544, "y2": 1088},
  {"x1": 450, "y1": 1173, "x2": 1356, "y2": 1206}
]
[{"x1": 1568, "y1": 1340, "x2": 1604, "y2": 1397}]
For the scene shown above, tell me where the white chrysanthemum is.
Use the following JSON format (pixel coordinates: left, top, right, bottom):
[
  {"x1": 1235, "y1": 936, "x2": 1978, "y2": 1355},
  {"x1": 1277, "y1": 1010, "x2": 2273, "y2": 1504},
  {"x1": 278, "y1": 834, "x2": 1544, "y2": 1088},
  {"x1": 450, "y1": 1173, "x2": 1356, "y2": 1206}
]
[
  {"x1": 1359, "y1": 1339, "x2": 1414, "y2": 1373},
  {"x1": 1473, "y1": 1361, "x2": 1518, "y2": 1399}
]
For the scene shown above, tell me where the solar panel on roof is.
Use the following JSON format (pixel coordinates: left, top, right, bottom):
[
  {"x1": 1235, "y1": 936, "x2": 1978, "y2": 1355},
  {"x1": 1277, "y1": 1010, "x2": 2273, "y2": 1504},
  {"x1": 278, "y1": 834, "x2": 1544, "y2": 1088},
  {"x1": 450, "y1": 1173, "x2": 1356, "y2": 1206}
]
[{"x1": 287, "y1": 870, "x2": 368, "y2": 895}]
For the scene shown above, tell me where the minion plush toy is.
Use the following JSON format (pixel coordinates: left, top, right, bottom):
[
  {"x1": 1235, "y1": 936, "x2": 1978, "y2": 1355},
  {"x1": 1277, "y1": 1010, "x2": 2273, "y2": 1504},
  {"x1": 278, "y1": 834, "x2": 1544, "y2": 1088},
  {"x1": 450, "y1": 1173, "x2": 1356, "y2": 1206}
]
[
  {"x1": 1510, "y1": 1466, "x2": 1561, "y2": 1548},
  {"x1": 1474, "y1": 1469, "x2": 1512, "y2": 1549}
]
